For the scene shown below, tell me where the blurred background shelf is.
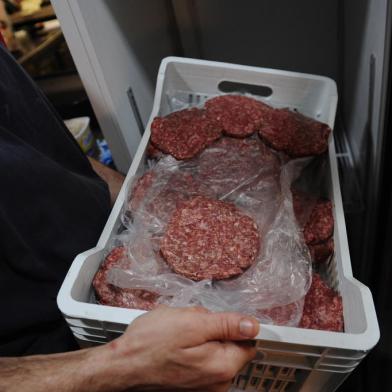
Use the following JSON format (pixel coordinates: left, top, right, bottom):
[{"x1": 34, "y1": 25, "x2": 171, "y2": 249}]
[{"x1": 11, "y1": 3, "x2": 54, "y2": 28}]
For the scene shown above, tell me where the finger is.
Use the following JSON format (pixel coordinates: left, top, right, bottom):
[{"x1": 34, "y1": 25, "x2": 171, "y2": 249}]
[
  {"x1": 220, "y1": 341, "x2": 257, "y2": 369},
  {"x1": 186, "y1": 341, "x2": 256, "y2": 384},
  {"x1": 211, "y1": 341, "x2": 255, "y2": 382},
  {"x1": 234, "y1": 340, "x2": 256, "y2": 350},
  {"x1": 154, "y1": 304, "x2": 169, "y2": 310},
  {"x1": 187, "y1": 306, "x2": 211, "y2": 314},
  {"x1": 200, "y1": 312, "x2": 259, "y2": 342},
  {"x1": 185, "y1": 340, "x2": 256, "y2": 362}
]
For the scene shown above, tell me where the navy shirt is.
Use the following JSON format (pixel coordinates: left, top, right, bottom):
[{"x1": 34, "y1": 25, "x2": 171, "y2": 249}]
[{"x1": 0, "y1": 44, "x2": 111, "y2": 355}]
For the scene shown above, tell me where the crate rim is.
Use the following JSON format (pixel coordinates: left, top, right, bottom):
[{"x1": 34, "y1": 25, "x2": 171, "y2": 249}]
[{"x1": 158, "y1": 56, "x2": 340, "y2": 87}]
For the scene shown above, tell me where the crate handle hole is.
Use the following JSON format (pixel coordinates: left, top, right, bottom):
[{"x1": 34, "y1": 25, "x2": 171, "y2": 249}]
[{"x1": 218, "y1": 81, "x2": 273, "y2": 97}]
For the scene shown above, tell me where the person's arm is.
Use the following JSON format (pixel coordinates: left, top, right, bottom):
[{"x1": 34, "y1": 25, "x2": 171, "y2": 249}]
[
  {"x1": 0, "y1": 307, "x2": 259, "y2": 392},
  {"x1": 88, "y1": 157, "x2": 125, "y2": 206},
  {"x1": 0, "y1": 348, "x2": 102, "y2": 392}
]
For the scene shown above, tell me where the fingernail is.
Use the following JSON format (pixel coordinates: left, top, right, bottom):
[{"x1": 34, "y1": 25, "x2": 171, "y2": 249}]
[{"x1": 240, "y1": 319, "x2": 256, "y2": 338}]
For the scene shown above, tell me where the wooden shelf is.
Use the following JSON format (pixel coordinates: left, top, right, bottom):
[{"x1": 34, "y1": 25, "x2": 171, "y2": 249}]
[{"x1": 11, "y1": 5, "x2": 55, "y2": 28}]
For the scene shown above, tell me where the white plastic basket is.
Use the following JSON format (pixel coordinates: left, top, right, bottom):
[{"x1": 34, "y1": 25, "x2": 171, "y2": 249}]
[{"x1": 58, "y1": 57, "x2": 379, "y2": 391}]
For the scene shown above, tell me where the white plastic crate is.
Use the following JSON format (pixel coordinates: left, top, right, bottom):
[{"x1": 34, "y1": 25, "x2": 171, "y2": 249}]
[{"x1": 58, "y1": 57, "x2": 379, "y2": 391}]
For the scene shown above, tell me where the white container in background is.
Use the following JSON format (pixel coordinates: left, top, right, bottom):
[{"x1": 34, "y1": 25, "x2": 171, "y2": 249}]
[{"x1": 64, "y1": 116, "x2": 95, "y2": 155}]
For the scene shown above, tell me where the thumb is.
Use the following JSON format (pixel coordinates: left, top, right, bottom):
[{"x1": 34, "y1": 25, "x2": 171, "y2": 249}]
[{"x1": 201, "y1": 312, "x2": 259, "y2": 342}]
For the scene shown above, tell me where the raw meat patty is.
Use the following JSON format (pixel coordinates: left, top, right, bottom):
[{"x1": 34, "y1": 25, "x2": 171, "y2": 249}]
[
  {"x1": 303, "y1": 199, "x2": 334, "y2": 245},
  {"x1": 151, "y1": 108, "x2": 222, "y2": 160},
  {"x1": 196, "y1": 136, "x2": 280, "y2": 199},
  {"x1": 300, "y1": 273, "x2": 344, "y2": 332},
  {"x1": 146, "y1": 172, "x2": 209, "y2": 225},
  {"x1": 93, "y1": 247, "x2": 158, "y2": 310},
  {"x1": 128, "y1": 171, "x2": 156, "y2": 212},
  {"x1": 309, "y1": 237, "x2": 334, "y2": 263},
  {"x1": 129, "y1": 170, "x2": 211, "y2": 226},
  {"x1": 161, "y1": 196, "x2": 260, "y2": 281},
  {"x1": 257, "y1": 302, "x2": 303, "y2": 326},
  {"x1": 205, "y1": 95, "x2": 272, "y2": 137},
  {"x1": 258, "y1": 108, "x2": 331, "y2": 157},
  {"x1": 292, "y1": 190, "x2": 334, "y2": 245}
]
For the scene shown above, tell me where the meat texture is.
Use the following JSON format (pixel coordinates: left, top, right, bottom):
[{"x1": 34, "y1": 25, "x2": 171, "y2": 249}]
[
  {"x1": 302, "y1": 199, "x2": 334, "y2": 245},
  {"x1": 161, "y1": 196, "x2": 260, "y2": 281},
  {"x1": 205, "y1": 95, "x2": 273, "y2": 138},
  {"x1": 93, "y1": 247, "x2": 158, "y2": 310},
  {"x1": 300, "y1": 273, "x2": 344, "y2": 332},
  {"x1": 128, "y1": 171, "x2": 156, "y2": 212},
  {"x1": 257, "y1": 302, "x2": 303, "y2": 326},
  {"x1": 151, "y1": 108, "x2": 222, "y2": 160},
  {"x1": 196, "y1": 136, "x2": 280, "y2": 199},
  {"x1": 258, "y1": 108, "x2": 331, "y2": 157},
  {"x1": 292, "y1": 189, "x2": 334, "y2": 263},
  {"x1": 128, "y1": 170, "x2": 212, "y2": 227},
  {"x1": 309, "y1": 238, "x2": 334, "y2": 264}
]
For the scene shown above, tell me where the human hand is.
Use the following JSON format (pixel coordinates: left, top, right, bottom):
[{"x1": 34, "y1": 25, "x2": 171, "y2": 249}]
[{"x1": 98, "y1": 306, "x2": 259, "y2": 391}]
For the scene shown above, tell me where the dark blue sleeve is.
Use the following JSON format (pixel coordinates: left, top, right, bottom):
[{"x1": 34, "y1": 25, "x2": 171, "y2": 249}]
[{"x1": 0, "y1": 44, "x2": 111, "y2": 355}]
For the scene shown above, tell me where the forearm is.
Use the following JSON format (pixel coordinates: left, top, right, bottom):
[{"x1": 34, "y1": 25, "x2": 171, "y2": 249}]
[
  {"x1": 0, "y1": 307, "x2": 259, "y2": 392},
  {"x1": 0, "y1": 345, "x2": 137, "y2": 392},
  {"x1": 88, "y1": 157, "x2": 125, "y2": 206}
]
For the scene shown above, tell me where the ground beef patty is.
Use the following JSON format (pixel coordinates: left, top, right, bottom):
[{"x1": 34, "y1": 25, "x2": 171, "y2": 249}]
[
  {"x1": 93, "y1": 247, "x2": 158, "y2": 310},
  {"x1": 161, "y1": 196, "x2": 260, "y2": 281},
  {"x1": 303, "y1": 199, "x2": 334, "y2": 245},
  {"x1": 257, "y1": 302, "x2": 303, "y2": 326},
  {"x1": 196, "y1": 136, "x2": 280, "y2": 199},
  {"x1": 300, "y1": 273, "x2": 344, "y2": 332},
  {"x1": 292, "y1": 190, "x2": 334, "y2": 245},
  {"x1": 128, "y1": 171, "x2": 156, "y2": 212},
  {"x1": 258, "y1": 108, "x2": 331, "y2": 157},
  {"x1": 128, "y1": 170, "x2": 211, "y2": 226},
  {"x1": 146, "y1": 172, "x2": 210, "y2": 226},
  {"x1": 151, "y1": 108, "x2": 222, "y2": 160},
  {"x1": 205, "y1": 95, "x2": 272, "y2": 138}
]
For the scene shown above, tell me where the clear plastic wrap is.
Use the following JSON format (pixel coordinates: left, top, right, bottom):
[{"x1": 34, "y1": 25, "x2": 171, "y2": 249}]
[
  {"x1": 106, "y1": 141, "x2": 312, "y2": 326},
  {"x1": 92, "y1": 93, "x2": 325, "y2": 326}
]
